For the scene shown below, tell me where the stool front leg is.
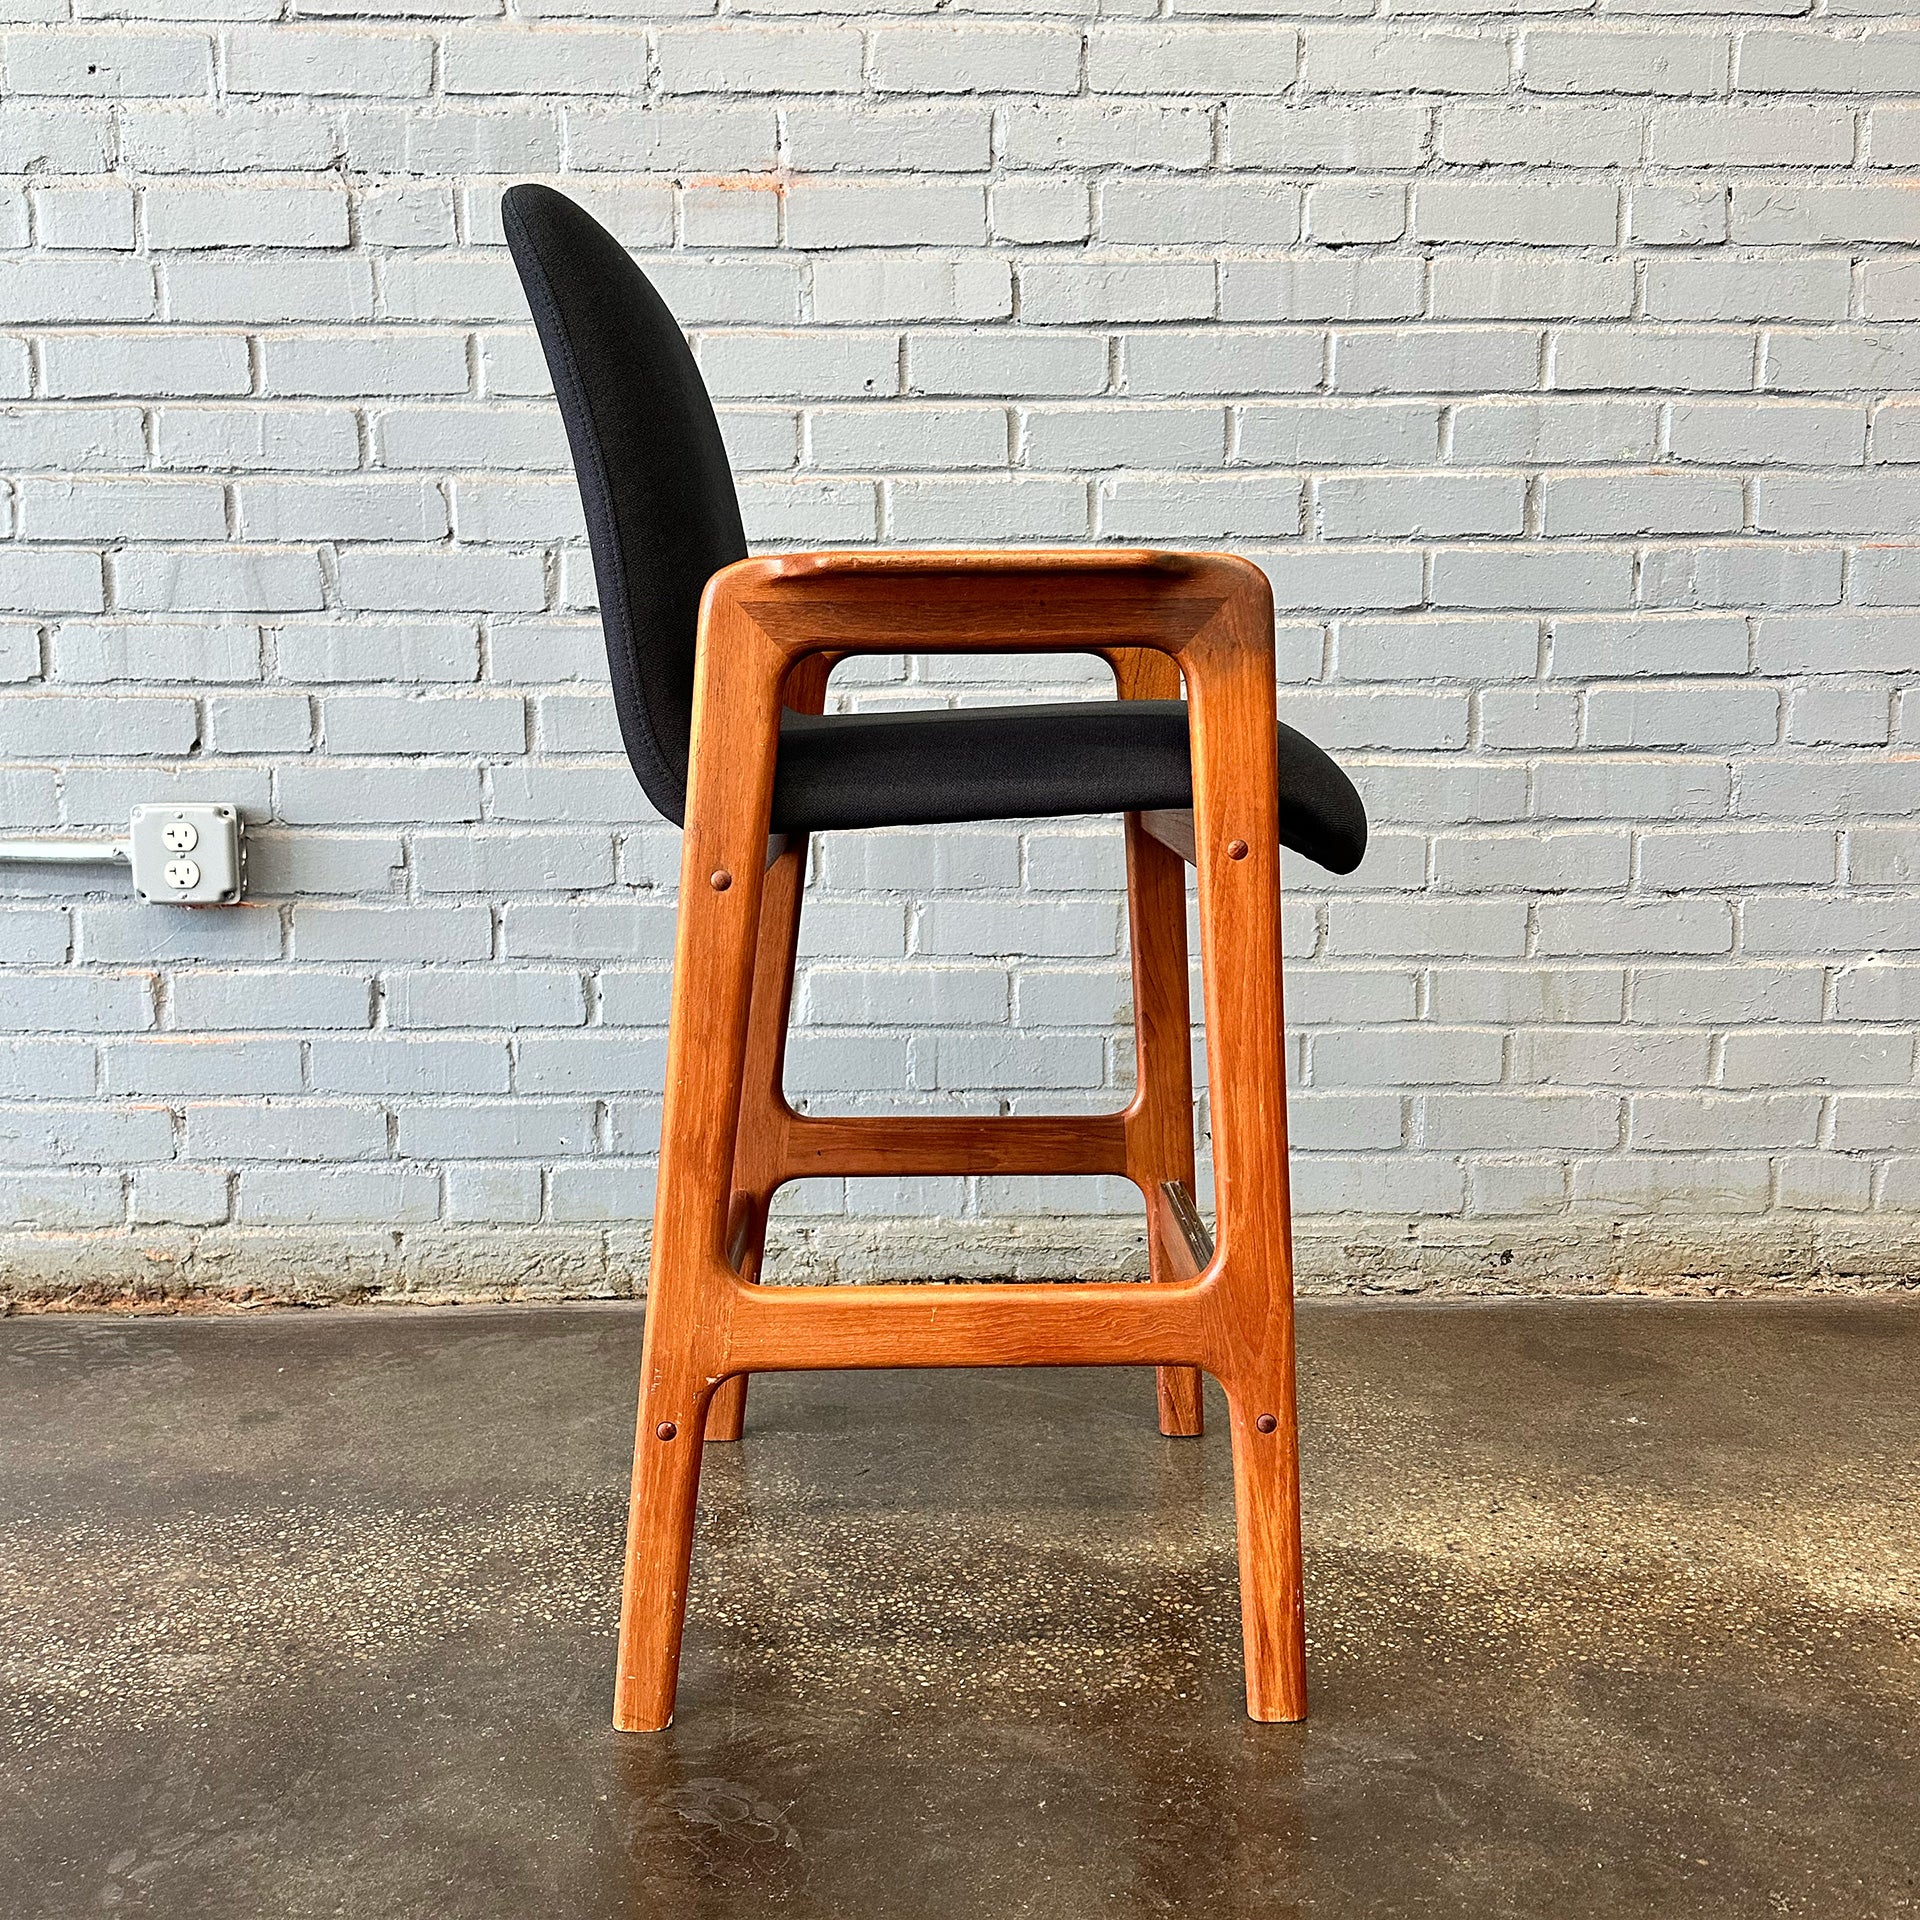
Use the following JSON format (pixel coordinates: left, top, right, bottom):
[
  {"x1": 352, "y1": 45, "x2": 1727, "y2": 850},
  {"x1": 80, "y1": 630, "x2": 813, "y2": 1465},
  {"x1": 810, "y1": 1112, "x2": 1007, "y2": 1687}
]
[
  {"x1": 615, "y1": 598, "x2": 787, "y2": 1731},
  {"x1": 1179, "y1": 565, "x2": 1309, "y2": 1723}
]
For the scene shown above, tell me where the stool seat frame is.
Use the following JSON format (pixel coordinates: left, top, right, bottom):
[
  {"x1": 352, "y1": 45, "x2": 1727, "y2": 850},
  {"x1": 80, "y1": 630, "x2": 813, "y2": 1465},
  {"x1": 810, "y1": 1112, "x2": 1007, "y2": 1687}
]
[{"x1": 619, "y1": 544, "x2": 1308, "y2": 1732}]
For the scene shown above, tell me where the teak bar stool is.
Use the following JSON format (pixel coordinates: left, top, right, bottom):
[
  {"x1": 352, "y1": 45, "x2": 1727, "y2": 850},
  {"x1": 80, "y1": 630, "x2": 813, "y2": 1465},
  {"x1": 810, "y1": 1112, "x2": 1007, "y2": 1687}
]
[{"x1": 504, "y1": 185, "x2": 1369, "y2": 1731}]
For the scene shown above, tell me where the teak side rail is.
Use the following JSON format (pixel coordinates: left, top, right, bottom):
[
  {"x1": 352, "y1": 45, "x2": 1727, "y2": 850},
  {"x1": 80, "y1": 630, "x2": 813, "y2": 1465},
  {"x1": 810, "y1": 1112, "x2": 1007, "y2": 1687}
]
[{"x1": 620, "y1": 547, "x2": 1307, "y2": 1731}]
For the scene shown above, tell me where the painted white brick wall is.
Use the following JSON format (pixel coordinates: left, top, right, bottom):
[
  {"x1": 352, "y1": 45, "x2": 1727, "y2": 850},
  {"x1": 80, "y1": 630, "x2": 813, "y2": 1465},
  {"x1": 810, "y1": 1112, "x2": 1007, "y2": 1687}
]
[{"x1": 1, "y1": 4, "x2": 1917, "y2": 1301}]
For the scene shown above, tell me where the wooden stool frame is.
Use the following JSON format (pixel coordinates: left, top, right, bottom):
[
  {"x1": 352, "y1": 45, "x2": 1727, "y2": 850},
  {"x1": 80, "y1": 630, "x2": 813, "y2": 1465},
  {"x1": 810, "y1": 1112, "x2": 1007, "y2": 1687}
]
[{"x1": 618, "y1": 546, "x2": 1306, "y2": 1730}]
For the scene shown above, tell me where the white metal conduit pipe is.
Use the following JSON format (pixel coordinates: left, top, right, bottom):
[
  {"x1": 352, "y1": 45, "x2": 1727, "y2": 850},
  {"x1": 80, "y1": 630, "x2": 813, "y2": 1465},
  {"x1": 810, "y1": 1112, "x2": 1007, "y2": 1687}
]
[{"x1": 0, "y1": 835, "x2": 128, "y2": 865}]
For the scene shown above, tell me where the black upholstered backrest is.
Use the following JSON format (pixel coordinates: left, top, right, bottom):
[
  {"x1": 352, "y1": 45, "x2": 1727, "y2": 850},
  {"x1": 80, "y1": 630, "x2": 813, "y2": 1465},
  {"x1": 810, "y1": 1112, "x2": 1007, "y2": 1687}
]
[{"x1": 503, "y1": 184, "x2": 747, "y2": 825}]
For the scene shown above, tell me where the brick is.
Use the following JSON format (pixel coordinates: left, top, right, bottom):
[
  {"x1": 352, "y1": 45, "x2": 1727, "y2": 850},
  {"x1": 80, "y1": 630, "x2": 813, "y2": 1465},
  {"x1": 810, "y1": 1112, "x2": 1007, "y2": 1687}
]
[
  {"x1": 1229, "y1": 103, "x2": 1428, "y2": 170},
  {"x1": 655, "y1": 26, "x2": 862, "y2": 94},
  {"x1": 34, "y1": 184, "x2": 134, "y2": 251},
  {"x1": 184, "y1": 1101, "x2": 384, "y2": 1160},
  {"x1": 1223, "y1": 258, "x2": 1424, "y2": 324},
  {"x1": 132, "y1": 1165, "x2": 230, "y2": 1228},
  {"x1": 395, "y1": 1102, "x2": 595, "y2": 1159},
  {"x1": 292, "y1": 905, "x2": 490, "y2": 962},
  {"x1": 1524, "y1": 29, "x2": 1729, "y2": 96},
  {"x1": 1416, "y1": 1092, "x2": 1620, "y2": 1152},
  {"x1": 168, "y1": 970, "x2": 370, "y2": 1031},
  {"x1": 1335, "y1": 327, "x2": 1540, "y2": 394},
  {"x1": 1572, "y1": 1157, "x2": 1771, "y2": 1214},
  {"x1": 4, "y1": 30, "x2": 211, "y2": 96},
  {"x1": 1237, "y1": 401, "x2": 1438, "y2": 466},
  {"x1": 1430, "y1": 257, "x2": 1633, "y2": 323},
  {"x1": 511, "y1": 1031, "x2": 665, "y2": 1095},
  {"x1": 443, "y1": 1164, "x2": 541, "y2": 1225},
  {"x1": 1338, "y1": 615, "x2": 1536, "y2": 682},
  {"x1": 1415, "y1": 179, "x2": 1617, "y2": 247},
  {"x1": 145, "y1": 184, "x2": 349, "y2": 250},
  {"x1": 24, "y1": 475, "x2": 227, "y2": 542},
  {"x1": 240, "y1": 1167, "x2": 438, "y2": 1226},
  {"x1": 1306, "y1": 27, "x2": 1509, "y2": 94},
  {"x1": 1651, "y1": 104, "x2": 1854, "y2": 167},
  {"x1": 1429, "y1": 546, "x2": 1635, "y2": 612},
  {"x1": 1511, "y1": 1029, "x2": 1711, "y2": 1088},
  {"x1": 1439, "y1": 103, "x2": 1641, "y2": 166},
  {"x1": 384, "y1": 969, "x2": 586, "y2": 1029},
  {"x1": 1434, "y1": 828, "x2": 1632, "y2": 893},
  {"x1": 1019, "y1": 261, "x2": 1215, "y2": 328},
  {"x1": 1736, "y1": 182, "x2": 1920, "y2": 246},
  {"x1": 1314, "y1": 1028, "x2": 1502, "y2": 1088},
  {"x1": 224, "y1": 28, "x2": 431, "y2": 97},
  {"x1": 124, "y1": 104, "x2": 337, "y2": 172},
  {"x1": 1736, "y1": 28, "x2": 1920, "y2": 94},
  {"x1": 1317, "y1": 472, "x2": 1523, "y2": 539},
  {"x1": 786, "y1": 104, "x2": 991, "y2": 174},
  {"x1": 1552, "y1": 327, "x2": 1754, "y2": 392},
  {"x1": 998, "y1": 101, "x2": 1212, "y2": 171},
  {"x1": 787, "y1": 181, "x2": 986, "y2": 251},
  {"x1": 321, "y1": 693, "x2": 525, "y2": 757},
  {"x1": 1541, "y1": 471, "x2": 1744, "y2": 537},
  {"x1": 0, "y1": 259, "x2": 154, "y2": 325},
  {"x1": 0, "y1": 973, "x2": 153, "y2": 1032},
  {"x1": 1100, "y1": 178, "x2": 1302, "y2": 248},
  {"x1": 1126, "y1": 329, "x2": 1321, "y2": 398},
  {"x1": 104, "y1": 1037, "x2": 302, "y2": 1097},
  {"x1": 0, "y1": 1173, "x2": 124, "y2": 1229},
  {"x1": 1723, "y1": 1028, "x2": 1914, "y2": 1089},
  {"x1": 1647, "y1": 256, "x2": 1851, "y2": 324},
  {"x1": 910, "y1": 330, "x2": 1106, "y2": 399},
  {"x1": 989, "y1": 177, "x2": 1091, "y2": 246},
  {"x1": 873, "y1": 26, "x2": 1082, "y2": 95},
  {"x1": 0, "y1": 693, "x2": 194, "y2": 757}
]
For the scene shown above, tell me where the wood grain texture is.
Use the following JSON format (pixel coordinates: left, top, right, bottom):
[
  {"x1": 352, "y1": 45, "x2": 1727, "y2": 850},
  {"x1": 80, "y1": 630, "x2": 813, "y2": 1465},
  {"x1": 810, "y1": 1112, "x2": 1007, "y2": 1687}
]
[
  {"x1": 1138, "y1": 808, "x2": 1197, "y2": 866},
  {"x1": 614, "y1": 547, "x2": 1306, "y2": 1731}
]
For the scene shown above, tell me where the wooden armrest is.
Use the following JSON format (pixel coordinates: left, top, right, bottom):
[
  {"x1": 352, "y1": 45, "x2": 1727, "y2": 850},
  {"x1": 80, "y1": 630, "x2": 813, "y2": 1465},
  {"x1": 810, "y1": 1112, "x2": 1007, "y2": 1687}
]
[{"x1": 702, "y1": 546, "x2": 1264, "y2": 667}]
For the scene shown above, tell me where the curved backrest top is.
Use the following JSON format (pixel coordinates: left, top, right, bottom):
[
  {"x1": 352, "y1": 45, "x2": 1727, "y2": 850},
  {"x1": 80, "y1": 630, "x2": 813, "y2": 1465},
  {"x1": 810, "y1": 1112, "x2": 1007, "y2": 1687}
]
[{"x1": 503, "y1": 183, "x2": 747, "y2": 825}]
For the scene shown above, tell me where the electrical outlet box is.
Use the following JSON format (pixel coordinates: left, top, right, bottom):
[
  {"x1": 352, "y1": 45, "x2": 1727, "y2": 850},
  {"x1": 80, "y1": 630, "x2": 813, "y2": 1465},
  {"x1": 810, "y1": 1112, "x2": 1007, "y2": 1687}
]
[{"x1": 127, "y1": 806, "x2": 245, "y2": 905}]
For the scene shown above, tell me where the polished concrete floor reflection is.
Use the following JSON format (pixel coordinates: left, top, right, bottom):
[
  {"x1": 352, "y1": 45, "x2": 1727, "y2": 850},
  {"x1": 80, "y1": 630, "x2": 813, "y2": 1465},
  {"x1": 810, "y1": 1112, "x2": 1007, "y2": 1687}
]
[{"x1": 3, "y1": 1297, "x2": 1917, "y2": 1918}]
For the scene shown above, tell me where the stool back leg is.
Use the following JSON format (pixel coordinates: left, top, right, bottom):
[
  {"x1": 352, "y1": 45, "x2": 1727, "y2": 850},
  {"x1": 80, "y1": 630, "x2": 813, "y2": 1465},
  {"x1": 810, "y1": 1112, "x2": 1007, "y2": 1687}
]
[
  {"x1": 708, "y1": 833, "x2": 810, "y2": 1442},
  {"x1": 1109, "y1": 646, "x2": 1205, "y2": 1438},
  {"x1": 1123, "y1": 809, "x2": 1205, "y2": 1439}
]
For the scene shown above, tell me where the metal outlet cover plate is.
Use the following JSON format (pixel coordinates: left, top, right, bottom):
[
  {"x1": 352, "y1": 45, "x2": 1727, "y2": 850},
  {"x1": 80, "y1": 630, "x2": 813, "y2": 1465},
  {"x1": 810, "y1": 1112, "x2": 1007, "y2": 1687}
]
[{"x1": 128, "y1": 805, "x2": 245, "y2": 905}]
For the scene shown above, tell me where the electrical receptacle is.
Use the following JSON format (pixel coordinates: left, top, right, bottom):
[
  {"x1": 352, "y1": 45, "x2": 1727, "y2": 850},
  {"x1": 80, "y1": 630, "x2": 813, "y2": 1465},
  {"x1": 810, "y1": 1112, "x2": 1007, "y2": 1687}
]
[{"x1": 128, "y1": 806, "x2": 245, "y2": 905}]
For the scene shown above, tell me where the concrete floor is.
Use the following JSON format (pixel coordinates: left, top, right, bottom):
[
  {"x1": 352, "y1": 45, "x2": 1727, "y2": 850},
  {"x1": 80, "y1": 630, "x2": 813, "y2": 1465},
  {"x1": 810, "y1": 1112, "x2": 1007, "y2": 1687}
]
[{"x1": 2, "y1": 1299, "x2": 1917, "y2": 1919}]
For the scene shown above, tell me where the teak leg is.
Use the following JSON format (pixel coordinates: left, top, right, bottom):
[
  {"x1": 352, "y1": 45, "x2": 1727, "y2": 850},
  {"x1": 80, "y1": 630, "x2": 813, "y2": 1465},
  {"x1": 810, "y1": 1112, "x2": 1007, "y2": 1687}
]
[
  {"x1": 1112, "y1": 643, "x2": 1206, "y2": 1442},
  {"x1": 708, "y1": 833, "x2": 810, "y2": 1444},
  {"x1": 1123, "y1": 809, "x2": 1204, "y2": 1439},
  {"x1": 1223, "y1": 1369, "x2": 1308, "y2": 1722},
  {"x1": 1183, "y1": 584, "x2": 1309, "y2": 1723},
  {"x1": 615, "y1": 611, "x2": 787, "y2": 1731}
]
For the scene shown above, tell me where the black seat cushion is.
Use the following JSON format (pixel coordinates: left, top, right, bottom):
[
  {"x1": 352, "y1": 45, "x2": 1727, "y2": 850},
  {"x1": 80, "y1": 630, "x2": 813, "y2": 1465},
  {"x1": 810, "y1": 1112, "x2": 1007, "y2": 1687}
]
[{"x1": 776, "y1": 700, "x2": 1368, "y2": 873}]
